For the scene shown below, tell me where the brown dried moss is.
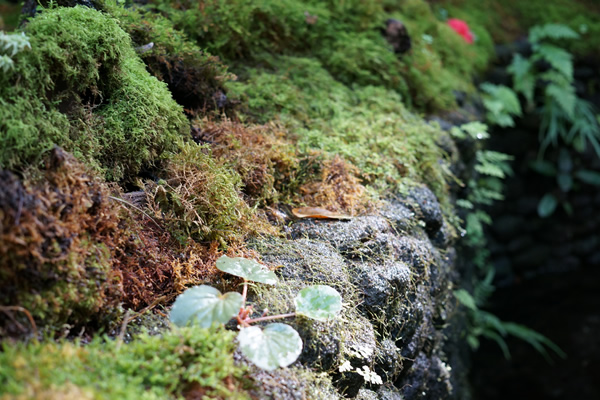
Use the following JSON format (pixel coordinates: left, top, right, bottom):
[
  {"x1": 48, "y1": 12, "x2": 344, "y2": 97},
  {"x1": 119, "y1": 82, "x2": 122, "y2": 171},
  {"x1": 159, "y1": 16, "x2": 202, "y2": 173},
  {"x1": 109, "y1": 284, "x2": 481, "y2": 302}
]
[
  {"x1": 0, "y1": 146, "x2": 262, "y2": 336},
  {"x1": 190, "y1": 117, "x2": 371, "y2": 214},
  {"x1": 113, "y1": 224, "x2": 223, "y2": 310},
  {"x1": 0, "y1": 147, "x2": 122, "y2": 337},
  {"x1": 299, "y1": 155, "x2": 372, "y2": 215},
  {"x1": 191, "y1": 117, "x2": 298, "y2": 204}
]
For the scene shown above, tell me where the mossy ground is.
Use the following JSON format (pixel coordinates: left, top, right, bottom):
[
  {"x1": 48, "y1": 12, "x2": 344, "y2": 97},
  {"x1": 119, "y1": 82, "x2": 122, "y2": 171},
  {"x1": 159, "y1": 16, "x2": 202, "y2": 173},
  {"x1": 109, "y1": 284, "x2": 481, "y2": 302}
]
[
  {"x1": 0, "y1": 326, "x2": 249, "y2": 400},
  {"x1": 0, "y1": 5, "x2": 188, "y2": 181},
  {"x1": 2, "y1": 0, "x2": 599, "y2": 398}
]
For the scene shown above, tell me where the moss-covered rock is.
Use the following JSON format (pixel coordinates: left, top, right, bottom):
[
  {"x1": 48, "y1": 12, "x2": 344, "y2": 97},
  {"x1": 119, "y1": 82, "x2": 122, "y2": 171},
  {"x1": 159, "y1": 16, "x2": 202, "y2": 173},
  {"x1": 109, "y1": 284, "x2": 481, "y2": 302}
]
[
  {"x1": 0, "y1": 5, "x2": 187, "y2": 181},
  {"x1": 0, "y1": 148, "x2": 122, "y2": 337},
  {"x1": 151, "y1": 0, "x2": 493, "y2": 112},
  {"x1": 103, "y1": 1, "x2": 236, "y2": 114}
]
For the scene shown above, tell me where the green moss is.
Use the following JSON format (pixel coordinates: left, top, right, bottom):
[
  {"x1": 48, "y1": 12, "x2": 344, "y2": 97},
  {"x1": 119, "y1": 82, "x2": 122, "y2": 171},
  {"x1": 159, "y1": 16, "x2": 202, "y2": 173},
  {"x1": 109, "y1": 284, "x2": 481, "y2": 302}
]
[
  {"x1": 229, "y1": 56, "x2": 453, "y2": 204},
  {"x1": 0, "y1": 326, "x2": 249, "y2": 399},
  {"x1": 0, "y1": 6, "x2": 187, "y2": 181},
  {"x1": 151, "y1": 0, "x2": 492, "y2": 113},
  {"x1": 103, "y1": 1, "x2": 235, "y2": 113},
  {"x1": 149, "y1": 142, "x2": 259, "y2": 243}
]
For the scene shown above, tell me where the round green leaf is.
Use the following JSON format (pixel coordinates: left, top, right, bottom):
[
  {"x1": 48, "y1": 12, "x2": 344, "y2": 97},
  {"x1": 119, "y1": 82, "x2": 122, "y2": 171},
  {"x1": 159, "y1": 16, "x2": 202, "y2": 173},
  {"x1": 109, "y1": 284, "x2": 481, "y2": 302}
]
[
  {"x1": 537, "y1": 193, "x2": 558, "y2": 218},
  {"x1": 170, "y1": 285, "x2": 242, "y2": 328},
  {"x1": 237, "y1": 323, "x2": 303, "y2": 371},
  {"x1": 294, "y1": 285, "x2": 342, "y2": 321},
  {"x1": 216, "y1": 255, "x2": 278, "y2": 284}
]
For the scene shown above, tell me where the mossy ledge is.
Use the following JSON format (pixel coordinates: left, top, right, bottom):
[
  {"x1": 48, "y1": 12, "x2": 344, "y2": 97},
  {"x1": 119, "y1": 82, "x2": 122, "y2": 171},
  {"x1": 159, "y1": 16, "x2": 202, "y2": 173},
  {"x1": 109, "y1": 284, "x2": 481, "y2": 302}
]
[{"x1": 2, "y1": 0, "x2": 598, "y2": 399}]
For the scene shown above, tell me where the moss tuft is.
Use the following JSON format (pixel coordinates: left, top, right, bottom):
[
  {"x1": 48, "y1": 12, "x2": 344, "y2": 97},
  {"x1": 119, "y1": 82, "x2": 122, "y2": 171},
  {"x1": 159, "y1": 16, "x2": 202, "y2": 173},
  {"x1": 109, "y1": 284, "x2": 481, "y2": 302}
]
[
  {"x1": 0, "y1": 5, "x2": 187, "y2": 181},
  {"x1": 0, "y1": 326, "x2": 249, "y2": 399},
  {"x1": 230, "y1": 57, "x2": 454, "y2": 206},
  {"x1": 104, "y1": 1, "x2": 236, "y2": 114},
  {"x1": 146, "y1": 141, "x2": 268, "y2": 244}
]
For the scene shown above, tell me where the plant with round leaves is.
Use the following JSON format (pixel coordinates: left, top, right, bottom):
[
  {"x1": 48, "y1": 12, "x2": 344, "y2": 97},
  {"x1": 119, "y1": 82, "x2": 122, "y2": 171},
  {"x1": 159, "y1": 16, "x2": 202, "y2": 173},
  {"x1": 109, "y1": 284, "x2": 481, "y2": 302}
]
[{"x1": 170, "y1": 255, "x2": 342, "y2": 371}]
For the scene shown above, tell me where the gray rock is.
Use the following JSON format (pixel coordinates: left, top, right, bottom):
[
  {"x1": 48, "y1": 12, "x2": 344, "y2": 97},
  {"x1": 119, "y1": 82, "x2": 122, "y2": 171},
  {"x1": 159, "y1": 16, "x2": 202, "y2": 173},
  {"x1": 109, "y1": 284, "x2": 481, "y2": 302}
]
[
  {"x1": 378, "y1": 385, "x2": 405, "y2": 400},
  {"x1": 291, "y1": 216, "x2": 395, "y2": 262},
  {"x1": 374, "y1": 339, "x2": 403, "y2": 382},
  {"x1": 253, "y1": 237, "x2": 354, "y2": 299},
  {"x1": 399, "y1": 354, "x2": 453, "y2": 400},
  {"x1": 355, "y1": 388, "x2": 379, "y2": 400},
  {"x1": 333, "y1": 314, "x2": 378, "y2": 397},
  {"x1": 240, "y1": 358, "x2": 341, "y2": 400},
  {"x1": 403, "y1": 185, "x2": 444, "y2": 237},
  {"x1": 347, "y1": 261, "x2": 410, "y2": 316},
  {"x1": 392, "y1": 236, "x2": 435, "y2": 279},
  {"x1": 379, "y1": 201, "x2": 415, "y2": 235}
]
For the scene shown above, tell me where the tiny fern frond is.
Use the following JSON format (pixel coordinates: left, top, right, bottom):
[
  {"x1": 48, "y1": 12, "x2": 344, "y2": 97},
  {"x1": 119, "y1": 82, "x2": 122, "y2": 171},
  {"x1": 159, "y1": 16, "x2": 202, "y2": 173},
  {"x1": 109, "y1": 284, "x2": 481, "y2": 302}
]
[
  {"x1": 529, "y1": 23, "x2": 579, "y2": 43},
  {"x1": 545, "y1": 83, "x2": 576, "y2": 118},
  {"x1": 508, "y1": 54, "x2": 535, "y2": 105},
  {"x1": 535, "y1": 44, "x2": 573, "y2": 78},
  {"x1": 475, "y1": 151, "x2": 514, "y2": 178}
]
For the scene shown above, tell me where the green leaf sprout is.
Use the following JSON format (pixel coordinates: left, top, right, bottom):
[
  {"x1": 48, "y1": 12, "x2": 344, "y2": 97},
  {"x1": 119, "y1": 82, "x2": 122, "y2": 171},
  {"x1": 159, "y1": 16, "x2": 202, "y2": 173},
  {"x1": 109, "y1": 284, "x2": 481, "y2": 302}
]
[{"x1": 170, "y1": 256, "x2": 342, "y2": 370}]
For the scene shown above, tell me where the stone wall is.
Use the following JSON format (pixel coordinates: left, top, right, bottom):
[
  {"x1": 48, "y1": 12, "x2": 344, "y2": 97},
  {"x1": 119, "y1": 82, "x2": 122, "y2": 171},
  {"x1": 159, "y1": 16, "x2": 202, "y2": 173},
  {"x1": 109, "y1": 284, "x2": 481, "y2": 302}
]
[{"x1": 245, "y1": 185, "x2": 468, "y2": 399}]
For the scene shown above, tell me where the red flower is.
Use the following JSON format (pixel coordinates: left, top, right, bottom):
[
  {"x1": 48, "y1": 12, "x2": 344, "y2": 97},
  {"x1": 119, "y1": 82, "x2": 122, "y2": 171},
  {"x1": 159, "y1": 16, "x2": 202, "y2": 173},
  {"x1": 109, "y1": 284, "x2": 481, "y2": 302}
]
[{"x1": 447, "y1": 18, "x2": 474, "y2": 44}]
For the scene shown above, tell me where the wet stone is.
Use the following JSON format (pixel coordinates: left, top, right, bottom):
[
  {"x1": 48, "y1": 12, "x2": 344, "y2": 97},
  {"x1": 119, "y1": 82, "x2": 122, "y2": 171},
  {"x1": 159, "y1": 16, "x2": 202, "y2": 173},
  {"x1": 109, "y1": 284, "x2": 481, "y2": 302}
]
[
  {"x1": 392, "y1": 236, "x2": 435, "y2": 279},
  {"x1": 374, "y1": 338, "x2": 403, "y2": 383},
  {"x1": 400, "y1": 354, "x2": 453, "y2": 400},
  {"x1": 291, "y1": 216, "x2": 394, "y2": 261},
  {"x1": 378, "y1": 385, "x2": 406, "y2": 400},
  {"x1": 347, "y1": 260, "x2": 411, "y2": 317},
  {"x1": 333, "y1": 314, "x2": 378, "y2": 397},
  {"x1": 295, "y1": 318, "x2": 342, "y2": 370},
  {"x1": 355, "y1": 388, "x2": 379, "y2": 400},
  {"x1": 252, "y1": 237, "x2": 353, "y2": 299},
  {"x1": 404, "y1": 185, "x2": 444, "y2": 237},
  {"x1": 431, "y1": 219, "x2": 456, "y2": 249},
  {"x1": 379, "y1": 201, "x2": 415, "y2": 235}
]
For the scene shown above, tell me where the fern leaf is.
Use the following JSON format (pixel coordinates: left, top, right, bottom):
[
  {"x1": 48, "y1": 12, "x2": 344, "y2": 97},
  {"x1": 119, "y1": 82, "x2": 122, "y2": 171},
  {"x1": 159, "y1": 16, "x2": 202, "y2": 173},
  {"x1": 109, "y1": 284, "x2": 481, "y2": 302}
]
[
  {"x1": 502, "y1": 322, "x2": 567, "y2": 362},
  {"x1": 529, "y1": 23, "x2": 579, "y2": 43},
  {"x1": 475, "y1": 163, "x2": 505, "y2": 178},
  {"x1": 481, "y1": 83, "x2": 522, "y2": 127},
  {"x1": 454, "y1": 289, "x2": 478, "y2": 311},
  {"x1": 476, "y1": 151, "x2": 513, "y2": 178},
  {"x1": 456, "y1": 199, "x2": 474, "y2": 209},
  {"x1": 477, "y1": 310, "x2": 507, "y2": 336},
  {"x1": 480, "y1": 83, "x2": 522, "y2": 115},
  {"x1": 546, "y1": 83, "x2": 576, "y2": 118},
  {"x1": 508, "y1": 54, "x2": 535, "y2": 105},
  {"x1": 535, "y1": 44, "x2": 573, "y2": 78}
]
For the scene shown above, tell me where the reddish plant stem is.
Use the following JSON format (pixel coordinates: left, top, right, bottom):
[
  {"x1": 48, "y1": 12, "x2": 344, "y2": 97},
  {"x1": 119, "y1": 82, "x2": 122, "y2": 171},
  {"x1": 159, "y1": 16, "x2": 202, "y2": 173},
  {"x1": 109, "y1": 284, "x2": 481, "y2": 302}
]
[{"x1": 0, "y1": 305, "x2": 38, "y2": 338}]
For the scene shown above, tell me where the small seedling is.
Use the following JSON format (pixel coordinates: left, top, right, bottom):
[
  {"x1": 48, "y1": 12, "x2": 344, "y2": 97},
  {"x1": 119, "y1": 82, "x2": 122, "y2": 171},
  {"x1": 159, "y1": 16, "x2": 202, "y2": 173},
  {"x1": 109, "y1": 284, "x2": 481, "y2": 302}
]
[{"x1": 170, "y1": 255, "x2": 342, "y2": 370}]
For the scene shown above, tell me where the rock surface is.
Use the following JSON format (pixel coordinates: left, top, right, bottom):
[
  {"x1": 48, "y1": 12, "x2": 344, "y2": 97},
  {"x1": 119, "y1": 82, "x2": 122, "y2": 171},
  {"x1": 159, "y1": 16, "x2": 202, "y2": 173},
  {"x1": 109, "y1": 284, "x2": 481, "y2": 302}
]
[{"x1": 247, "y1": 196, "x2": 465, "y2": 398}]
